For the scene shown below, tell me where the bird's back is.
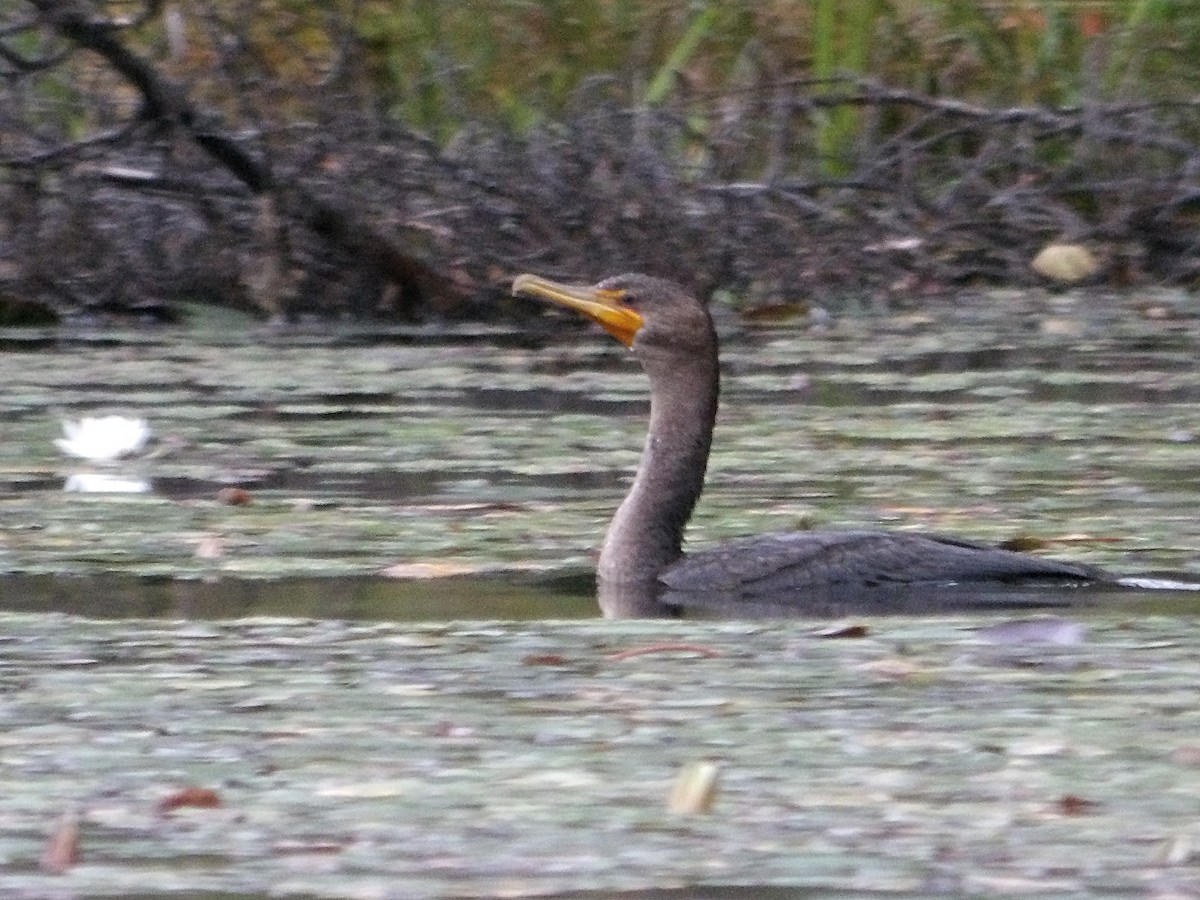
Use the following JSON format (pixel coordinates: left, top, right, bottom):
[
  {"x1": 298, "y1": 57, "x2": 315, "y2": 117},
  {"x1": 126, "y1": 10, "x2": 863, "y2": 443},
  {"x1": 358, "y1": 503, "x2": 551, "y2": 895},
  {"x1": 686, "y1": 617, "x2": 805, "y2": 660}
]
[{"x1": 657, "y1": 529, "x2": 1108, "y2": 614}]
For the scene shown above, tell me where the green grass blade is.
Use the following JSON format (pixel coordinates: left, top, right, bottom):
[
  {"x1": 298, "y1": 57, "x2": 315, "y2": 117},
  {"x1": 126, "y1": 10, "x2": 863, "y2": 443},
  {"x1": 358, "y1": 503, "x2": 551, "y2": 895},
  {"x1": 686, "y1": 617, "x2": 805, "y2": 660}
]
[{"x1": 643, "y1": 4, "x2": 720, "y2": 106}]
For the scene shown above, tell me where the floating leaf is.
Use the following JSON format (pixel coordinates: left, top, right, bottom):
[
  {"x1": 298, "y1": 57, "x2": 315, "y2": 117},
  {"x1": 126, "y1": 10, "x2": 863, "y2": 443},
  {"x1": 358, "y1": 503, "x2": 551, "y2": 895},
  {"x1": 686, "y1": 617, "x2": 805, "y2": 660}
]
[
  {"x1": 522, "y1": 653, "x2": 568, "y2": 666},
  {"x1": 218, "y1": 486, "x2": 253, "y2": 505},
  {"x1": 1057, "y1": 794, "x2": 1100, "y2": 816},
  {"x1": 40, "y1": 811, "x2": 80, "y2": 874},
  {"x1": 813, "y1": 623, "x2": 870, "y2": 639},
  {"x1": 667, "y1": 761, "x2": 720, "y2": 815},
  {"x1": 157, "y1": 786, "x2": 222, "y2": 815}
]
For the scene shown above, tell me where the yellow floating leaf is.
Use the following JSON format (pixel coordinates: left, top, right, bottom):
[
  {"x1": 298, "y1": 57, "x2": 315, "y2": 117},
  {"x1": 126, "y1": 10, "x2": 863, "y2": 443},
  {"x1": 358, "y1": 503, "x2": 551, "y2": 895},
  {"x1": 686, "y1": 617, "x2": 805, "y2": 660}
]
[{"x1": 667, "y1": 760, "x2": 720, "y2": 815}]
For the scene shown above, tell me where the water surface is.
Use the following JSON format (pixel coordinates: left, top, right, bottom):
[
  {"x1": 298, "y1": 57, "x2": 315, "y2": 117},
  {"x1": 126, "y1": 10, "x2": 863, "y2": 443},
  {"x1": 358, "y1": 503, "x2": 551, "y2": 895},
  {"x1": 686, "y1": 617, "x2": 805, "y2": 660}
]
[
  {"x1": 1, "y1": 289, "x2": 1199, "y2": 898},
  {"x1": 1, "y1": 287, "x2": 1196, "y2": 617}
]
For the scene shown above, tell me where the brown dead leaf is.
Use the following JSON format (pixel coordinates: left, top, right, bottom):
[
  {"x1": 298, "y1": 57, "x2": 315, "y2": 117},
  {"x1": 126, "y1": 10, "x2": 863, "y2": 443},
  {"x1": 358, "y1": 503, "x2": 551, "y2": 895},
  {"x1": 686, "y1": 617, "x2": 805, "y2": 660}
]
[
  {"x1": 812, "y1": 623, "x2": 870, "y2": 639},
  {"x1": 998, "y1": 534, "x2": 1049, "y2": 552},
  {"x1": 157, "y1": 786, "x2": 222, "y2": 815},
  {"x1": 1057, "y1": 794, "x2": 1100, "y2": 816},
  {"x1": 217, "y1": 486, "x2": 252, "y2": 505},
  {"x1": 522, "y1": 654, "x2": 568, "y2": 666},
  {"x1": 1003, "y1": 532, "x2": 1123, "y2": 552},
  {"x1": 40, "y1": 811, "x2": 80, "y2": 874}
]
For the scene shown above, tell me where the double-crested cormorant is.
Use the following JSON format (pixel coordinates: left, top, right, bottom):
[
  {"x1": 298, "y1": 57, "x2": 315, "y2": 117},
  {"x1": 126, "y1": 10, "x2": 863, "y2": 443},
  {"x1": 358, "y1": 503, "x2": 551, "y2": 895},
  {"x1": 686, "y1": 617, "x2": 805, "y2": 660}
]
[{"x1": 513, "y1": 272, "x2": 1135, "y2": 617}]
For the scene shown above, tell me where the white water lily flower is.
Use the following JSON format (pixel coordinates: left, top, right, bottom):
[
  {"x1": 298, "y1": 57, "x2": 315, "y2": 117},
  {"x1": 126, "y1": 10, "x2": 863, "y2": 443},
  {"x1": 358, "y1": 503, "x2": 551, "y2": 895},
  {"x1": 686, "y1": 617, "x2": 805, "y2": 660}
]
[{"x1": 55, "y1": 416, "x2": 151, "y2": 462}]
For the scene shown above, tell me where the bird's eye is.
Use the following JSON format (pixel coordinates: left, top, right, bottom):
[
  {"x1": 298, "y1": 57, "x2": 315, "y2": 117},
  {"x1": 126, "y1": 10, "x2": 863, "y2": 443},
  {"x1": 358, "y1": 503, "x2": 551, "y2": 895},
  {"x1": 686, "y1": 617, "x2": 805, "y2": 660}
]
[{"x1": 620, "y1": 292, "x2": 640, "y2": 309}]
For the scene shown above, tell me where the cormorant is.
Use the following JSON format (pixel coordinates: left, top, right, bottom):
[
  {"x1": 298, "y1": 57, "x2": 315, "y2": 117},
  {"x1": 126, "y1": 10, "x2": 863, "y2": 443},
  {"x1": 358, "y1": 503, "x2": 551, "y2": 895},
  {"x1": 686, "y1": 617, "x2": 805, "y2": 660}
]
[{"x1": 512, "y1": 273, "x2": 1170, "y2": 617}]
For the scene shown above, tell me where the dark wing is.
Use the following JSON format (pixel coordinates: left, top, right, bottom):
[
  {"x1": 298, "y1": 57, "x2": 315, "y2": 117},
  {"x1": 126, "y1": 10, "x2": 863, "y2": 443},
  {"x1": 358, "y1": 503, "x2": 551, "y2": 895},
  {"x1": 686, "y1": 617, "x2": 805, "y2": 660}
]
[{"x1": 660, "y1": 529, "x2": 1106, "y2": 610}]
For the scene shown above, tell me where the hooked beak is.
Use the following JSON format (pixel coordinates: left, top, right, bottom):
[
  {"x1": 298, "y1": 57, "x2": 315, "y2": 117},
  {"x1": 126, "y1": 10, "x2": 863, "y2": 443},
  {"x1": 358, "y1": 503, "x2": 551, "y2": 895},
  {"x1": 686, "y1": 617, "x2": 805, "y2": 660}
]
[{"x1": 512, "y1": 274, "x2": 644, "y2": 348}]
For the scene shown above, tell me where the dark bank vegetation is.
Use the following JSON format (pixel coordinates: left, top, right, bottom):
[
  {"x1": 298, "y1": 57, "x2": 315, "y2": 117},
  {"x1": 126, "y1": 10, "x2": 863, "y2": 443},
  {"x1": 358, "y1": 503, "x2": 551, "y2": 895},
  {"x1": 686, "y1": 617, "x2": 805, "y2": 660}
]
[{"x1": 1, "y1": 0, "x2": 1198, "y2": 325}]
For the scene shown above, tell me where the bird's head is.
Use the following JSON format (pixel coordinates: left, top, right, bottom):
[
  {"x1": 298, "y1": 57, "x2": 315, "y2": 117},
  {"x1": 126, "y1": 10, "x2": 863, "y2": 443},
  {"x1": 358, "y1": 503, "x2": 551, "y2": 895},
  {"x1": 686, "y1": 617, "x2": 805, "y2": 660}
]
[{"x1": 511, "y1": 273, "x2": 713, "y2": 359}]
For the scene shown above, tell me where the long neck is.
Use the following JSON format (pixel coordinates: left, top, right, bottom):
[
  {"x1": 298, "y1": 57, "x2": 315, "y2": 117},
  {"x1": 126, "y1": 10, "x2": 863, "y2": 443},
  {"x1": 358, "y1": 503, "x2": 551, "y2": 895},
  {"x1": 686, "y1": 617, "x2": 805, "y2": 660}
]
[{"x1": 598, "y1": 344, "x2": 719, "y2": 584}]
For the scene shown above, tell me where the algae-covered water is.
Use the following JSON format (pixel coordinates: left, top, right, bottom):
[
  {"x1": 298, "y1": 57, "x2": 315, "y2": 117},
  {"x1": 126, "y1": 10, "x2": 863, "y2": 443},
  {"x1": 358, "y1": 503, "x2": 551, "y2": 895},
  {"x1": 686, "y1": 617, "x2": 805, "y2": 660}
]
[
  {"x1": 1, "y1": 287, "x2": 1197, "y2": 613},
  {"x1": 0, "y1": 287, "x2": 1198, "y2": 897},
  {"x1": 3, "y1": 613, "x2": 1200, "y2": 899}
]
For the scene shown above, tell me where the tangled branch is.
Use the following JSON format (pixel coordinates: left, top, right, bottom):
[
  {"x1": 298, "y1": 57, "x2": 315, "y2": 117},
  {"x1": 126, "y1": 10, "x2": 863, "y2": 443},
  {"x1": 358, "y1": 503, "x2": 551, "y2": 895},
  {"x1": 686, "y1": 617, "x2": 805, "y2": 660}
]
[{"x1": 2, "y1": 2, "x2": 1198, "y2": 323}]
